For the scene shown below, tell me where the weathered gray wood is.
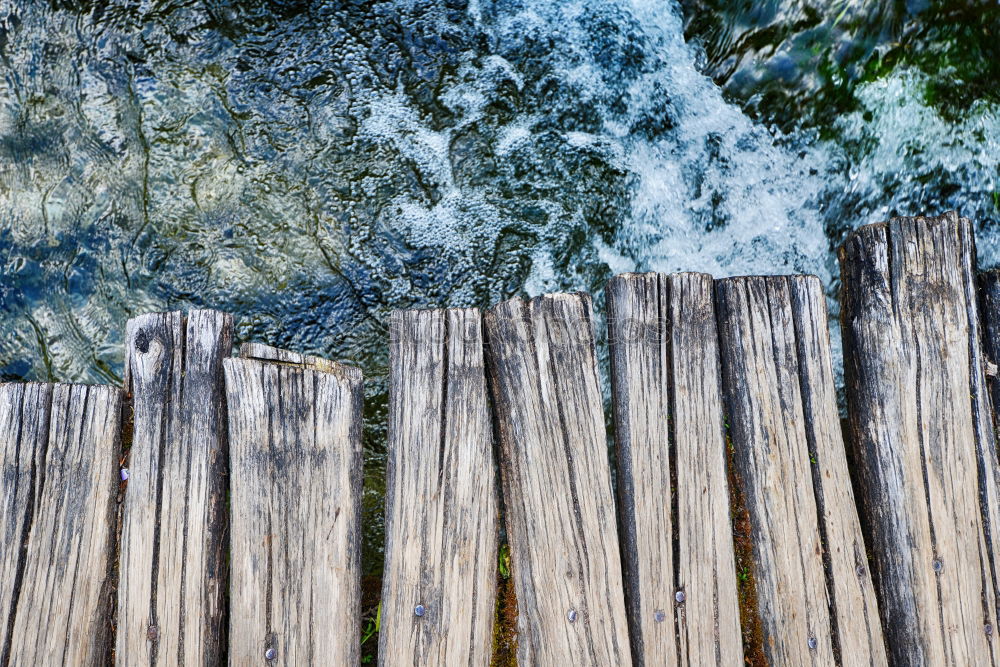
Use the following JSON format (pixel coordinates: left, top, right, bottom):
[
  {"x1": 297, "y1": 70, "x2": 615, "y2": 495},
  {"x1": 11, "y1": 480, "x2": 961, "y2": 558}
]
[
  {"x1": 116, "y1": 309, "x2": 233, "y2": 666},
  {"x1": 606, "y1": 272, "x2": 743, "y2": 665},
  {"x1": 0, "y1": 382, "x2": 52, "y2": 666},
  {"x1": 840, "y1": 212, "x2": 1000, "y2": 665},
  {"x1": 716, "y1": 275, "x2": 887, "y2": 666},
  {"x1": 379, "y1": 308, "x2": 498, "y2": 665},
  {"x1": 484, "y1": 293, "x2": 631, "y2": 666},
  {"x1": 224, "y1": 351, "x2": 363, "y2": 666},
  {"x1": 1, "y1": 382, "x2": 122, "y2": 665}
]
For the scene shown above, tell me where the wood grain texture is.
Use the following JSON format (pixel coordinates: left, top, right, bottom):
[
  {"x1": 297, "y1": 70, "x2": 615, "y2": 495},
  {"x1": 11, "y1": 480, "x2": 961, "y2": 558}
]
[
  {"x1": 224, "y1": 352, "x2": 364, "y2": 666},
  {"x1": 716, "y1": 275, "x2": 887, "y2": 666},
  {"x1": 1, "y1": 382, "x2": 122, "y2": 666},
  {"x1": 116, "y1": 309, "x2": 233, "y2": 666},
  {"x1": 379, "y1": 308, "x2": 498, "y2": 666},
  {"x1": 840, "y1": 211, "x2": 1000, "y2": 665},
  {"x1": 484, "y1": 293, "x2": 631, "y2": 666},
  {"x1": 606, "y1": 272, "x2": 743, "y2": 666},
  {"x1": 240, "y1": 343, "x2": 361, "y2": 384}
]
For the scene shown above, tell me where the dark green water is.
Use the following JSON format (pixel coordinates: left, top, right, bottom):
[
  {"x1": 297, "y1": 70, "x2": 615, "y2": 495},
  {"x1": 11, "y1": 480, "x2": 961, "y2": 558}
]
[{"x1": 1, "y1": 0, "x2": 998, "y2": 572}]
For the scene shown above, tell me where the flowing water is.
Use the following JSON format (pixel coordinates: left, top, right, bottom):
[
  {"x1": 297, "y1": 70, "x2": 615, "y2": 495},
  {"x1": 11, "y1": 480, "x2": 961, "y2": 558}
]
[{"x1": 1, "y1": 0, "x2": 998, "y2": 571}]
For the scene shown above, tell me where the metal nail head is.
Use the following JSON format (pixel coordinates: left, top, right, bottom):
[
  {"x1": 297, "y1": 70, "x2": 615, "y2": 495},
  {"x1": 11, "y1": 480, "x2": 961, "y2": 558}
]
[
  {"x1": 567, "y1": 609, "x2": 578, "y2": 623},
  {"x1": 932, "y1": 559, "x2": 943, "y2": 573},
  {"x1": 807, "y1": 637, "x2": 817, "y2": 650},
  {"x1": 414, "y1": 604, "x2": 426, "y2": 617},
  {"x1": 855, "y1": 565, "x2": 866, "y2": 577},
  {"x1": 265, "y1": 647, "x2": 277, "y2": 660},
  {"x1": 987, "y1": 623, "x2": 995, "y2": 637},
  {"x1": 120, "y1": 468, "x2": 130, "y2": 482},
  {"x1": 653, "y1": 609, "x2": 666, "y2": 623},
  {"x1": 675, "y1": 590, "x2": 686, "y2": 604}
]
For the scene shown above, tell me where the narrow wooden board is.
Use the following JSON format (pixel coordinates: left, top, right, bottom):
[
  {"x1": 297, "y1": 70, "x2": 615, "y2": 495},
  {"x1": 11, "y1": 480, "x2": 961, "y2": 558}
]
[
  {"x1": 0, "y1": 382, "x2": 53, "y2": 665},
  {"x1": 378, "y1": 309, "x2": 498, "y2": 665},
  {"x1": 716, "y1": 275, "x2": 887, "y2": 666},
  {"x1": 484, "y1": 293, "x2": 631, "y2": 666},
  {"x1": 1, "y1": 382, "x2": 122, "y2": 665},
  {"x1": 116, "y1": 310, "x2": 233, "y2": 666},
  {"x1": 606, "y1": 272, "x2": 743, "y2": 665},
  {"x1": 840, "y1": 212, "x2": 1000, "y2": 665},
  {"x1": 224, "y1": 353, "x2": 364, "y2": 666}
]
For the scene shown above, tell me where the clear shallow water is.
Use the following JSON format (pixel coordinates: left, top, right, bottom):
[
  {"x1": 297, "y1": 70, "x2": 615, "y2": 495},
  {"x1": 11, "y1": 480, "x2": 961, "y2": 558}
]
[{"x1": 1, "y1": 0, "x2": 998, "y2": 571}]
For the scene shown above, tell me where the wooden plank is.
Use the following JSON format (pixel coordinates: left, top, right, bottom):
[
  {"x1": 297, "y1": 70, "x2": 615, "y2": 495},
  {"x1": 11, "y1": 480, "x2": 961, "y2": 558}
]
[
  {"x1": 840, "y1": 212, "x2": 1000, "y2": 665},
  {"x1": 0, "y1": 382, "x2": 53, "y2": 665},
  {"x1": 715, "y1": 275, "x2": 887, "y2": 666},
  {"x1": 378, "y1": 308, "x2": 498, "y2": 665},
  {"x1": 606, "y1": 272, "x2": 743, "y2": 665},
  {"x1": 116, "y1": 310, "x2": 233, "y2": 666},
  {"x1": 224, "y1": 352, "x2": 363, "y2": 666},
  {"x1": 484, "y1": 293, "x2": 631, "y2": 666},
  {"x1": 1, "y1": 382, "x2": 122, "y2": 665}
]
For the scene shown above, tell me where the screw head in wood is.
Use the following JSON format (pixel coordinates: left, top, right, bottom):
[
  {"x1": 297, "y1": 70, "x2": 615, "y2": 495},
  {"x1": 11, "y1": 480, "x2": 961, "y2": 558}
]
[
  {"x1": 414, "y1": 604, "x2": 426, "y2": 617},
  {"x1": 932, "y1": 559, "x2": 943, "y2": 573},
  {"x1": 675, "y1": 590, "x2": 686, "y2": 604},
  {"x1": 807, "y1": 637, "x2": 817, "y2": 650},
  {"x1": 987, "y1": 624, "x2": 994, "y2": 637},
  {"x1": 653, "y1": 610, "x2": 666, "y2": 623},
  {"x1": 855, "y1": 565, "x2": 866, "y2": 577},
  {"x1": 567, "y1": 609, "x2": 578, "y2": 623},
  {"x1": 120, "y1": 468, "x2": 130, "y2": 481},
  {"x1": 264, "y1": 647, "x2": 277, "y2": 660}
]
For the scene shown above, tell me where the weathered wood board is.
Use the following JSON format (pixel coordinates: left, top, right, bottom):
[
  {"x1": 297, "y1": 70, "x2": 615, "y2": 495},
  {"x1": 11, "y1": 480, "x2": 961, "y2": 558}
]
[
  {"x1": 116, "y1": 310, "x2": 233, "y2": 665},
  {"x1": 716, "y1": 275, "x2": 887, "y2": 666},
  {"x1": 1, "y1": 382, "x2": 122, "y2": 665},
  {"x1": 840, "y1": 212, "x2": 1000, "y2": 665},
  {"x1": 224, "y1": 351, "x2": 364, "y2": 666},
  {"x1": 379, "y1": 309, "x2": 498, "y2": 665},
  {"x1": 484, "y1": 293, "x2": 631, "y2": 666},
  {"x1": 606, "y1": 272, "x2": 743, "y2": 665}
]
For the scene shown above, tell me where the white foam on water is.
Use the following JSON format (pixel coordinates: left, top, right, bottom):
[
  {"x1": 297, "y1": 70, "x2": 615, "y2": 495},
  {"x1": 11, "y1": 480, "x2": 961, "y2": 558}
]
[{"x1": 828, "y1": 66, "x2": 1000, "y2": 263}]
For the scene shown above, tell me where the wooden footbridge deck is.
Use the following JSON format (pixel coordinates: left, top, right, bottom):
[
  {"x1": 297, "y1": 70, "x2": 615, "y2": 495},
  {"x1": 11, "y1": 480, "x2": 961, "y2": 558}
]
[{"x1": 4, "y1": 212, "x2": 1000, "y2": 665}]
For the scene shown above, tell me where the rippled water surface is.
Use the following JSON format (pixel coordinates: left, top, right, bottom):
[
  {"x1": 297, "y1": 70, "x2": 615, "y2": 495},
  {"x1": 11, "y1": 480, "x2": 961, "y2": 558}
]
[{"x1": 2, "y1": 0, "x2": 998, "y2": 570}]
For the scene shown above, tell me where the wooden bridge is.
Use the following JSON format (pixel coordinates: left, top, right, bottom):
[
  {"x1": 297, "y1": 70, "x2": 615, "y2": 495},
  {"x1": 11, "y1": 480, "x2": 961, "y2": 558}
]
[{"x1": 3, "y1": 211, "x2": 1000, "y2": 665}]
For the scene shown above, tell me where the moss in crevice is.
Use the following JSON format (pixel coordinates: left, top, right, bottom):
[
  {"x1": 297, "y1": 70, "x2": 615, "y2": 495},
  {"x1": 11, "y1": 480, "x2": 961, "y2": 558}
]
[
  {"x1": 726, "y1": 432, "x2": 767, "y2": 666},
  {"x1": 490, "y1": 559, "x2": 518, "y2": 667}
]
